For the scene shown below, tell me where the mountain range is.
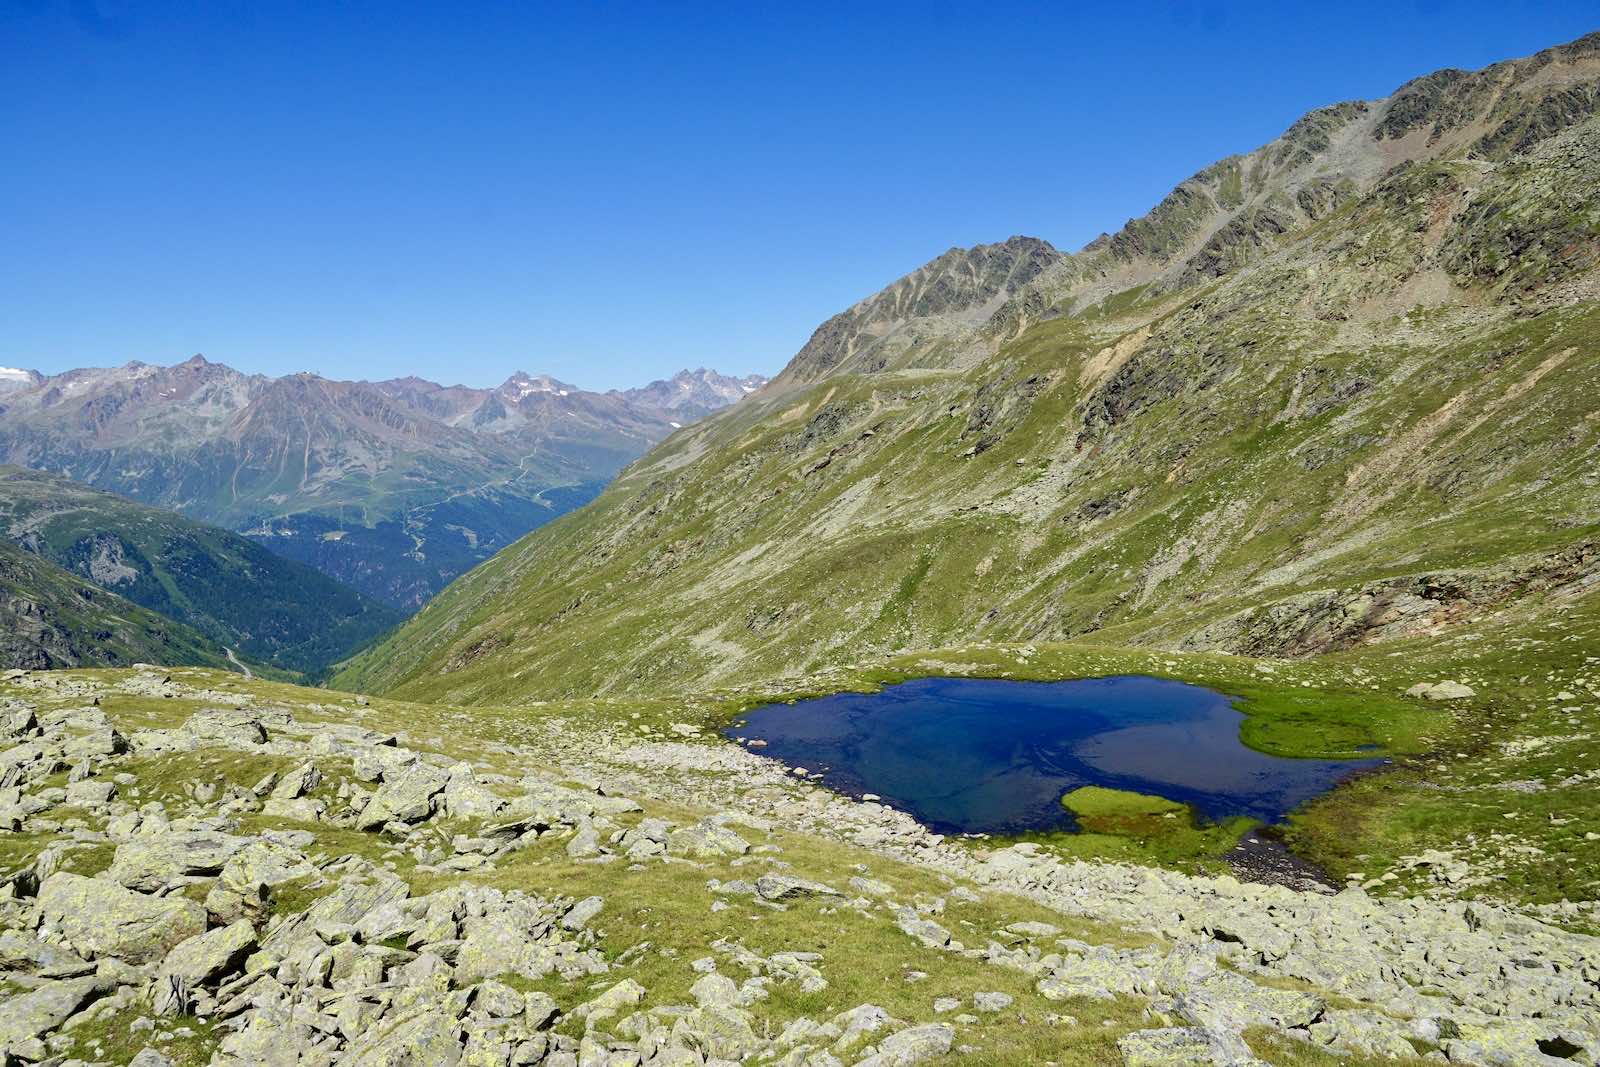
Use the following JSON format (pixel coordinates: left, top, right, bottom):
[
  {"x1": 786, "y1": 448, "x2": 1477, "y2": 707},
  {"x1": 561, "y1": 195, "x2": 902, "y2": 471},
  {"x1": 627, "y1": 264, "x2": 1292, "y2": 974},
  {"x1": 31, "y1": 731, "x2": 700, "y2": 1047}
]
[
  {"x1": 0, "y1": 360, "x2": 765, "y2": 606},
  {"x1": 336, "y1": 31, "x2": 1600, "y2": 702}
]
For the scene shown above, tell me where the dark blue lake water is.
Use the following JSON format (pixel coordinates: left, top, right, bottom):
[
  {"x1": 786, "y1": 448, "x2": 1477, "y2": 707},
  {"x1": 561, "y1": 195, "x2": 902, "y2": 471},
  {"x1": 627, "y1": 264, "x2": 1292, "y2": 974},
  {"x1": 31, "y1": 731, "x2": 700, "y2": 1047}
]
[{"x1": 730, "y1": 675, "x2": 1379, "y2": 835}]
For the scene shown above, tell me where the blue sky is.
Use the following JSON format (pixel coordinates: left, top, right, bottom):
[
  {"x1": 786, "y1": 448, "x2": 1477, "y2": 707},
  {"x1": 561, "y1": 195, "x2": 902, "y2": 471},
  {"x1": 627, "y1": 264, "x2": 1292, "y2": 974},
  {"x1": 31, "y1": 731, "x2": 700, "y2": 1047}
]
[{"x1": 3, "y1": 1, "x2": 1595, "y2": 390}]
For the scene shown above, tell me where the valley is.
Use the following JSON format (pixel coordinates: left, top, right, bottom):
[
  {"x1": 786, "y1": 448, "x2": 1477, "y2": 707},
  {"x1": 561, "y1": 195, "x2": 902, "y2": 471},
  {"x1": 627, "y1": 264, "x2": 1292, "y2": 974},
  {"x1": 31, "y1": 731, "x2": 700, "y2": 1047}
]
[{"x1": 0, "y1": 467, "x2": 400, "y2": 681}]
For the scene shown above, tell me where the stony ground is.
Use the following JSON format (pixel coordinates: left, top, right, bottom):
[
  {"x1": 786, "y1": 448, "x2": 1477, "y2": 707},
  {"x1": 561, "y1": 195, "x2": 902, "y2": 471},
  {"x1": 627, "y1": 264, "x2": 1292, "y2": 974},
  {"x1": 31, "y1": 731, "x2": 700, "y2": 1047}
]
[{"x1": 2, "y1": 666, "x2": 1597, "y2": 1066}]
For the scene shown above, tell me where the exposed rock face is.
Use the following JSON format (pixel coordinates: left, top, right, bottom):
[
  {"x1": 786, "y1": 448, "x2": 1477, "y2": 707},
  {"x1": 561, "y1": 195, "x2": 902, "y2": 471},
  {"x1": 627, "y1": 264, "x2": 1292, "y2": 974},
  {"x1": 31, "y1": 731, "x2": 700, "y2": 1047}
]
[
  {"x1": 776, "y1": 235, "x2": 1066, "y2": 386},
  {"x1": 0, "y1": 538, "x2": 236, "y2": 672}
]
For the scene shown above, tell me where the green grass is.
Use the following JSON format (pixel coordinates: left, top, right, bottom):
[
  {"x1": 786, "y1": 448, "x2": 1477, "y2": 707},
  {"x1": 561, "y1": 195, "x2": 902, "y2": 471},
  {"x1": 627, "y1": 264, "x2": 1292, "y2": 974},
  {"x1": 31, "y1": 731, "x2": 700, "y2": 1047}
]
[
  {"x1": 1061, "y1": 785, "x2": 1186, "y2": 818},
  {"x1": 1007, "y1": 786, "x2": 1259, "y2": 872}
]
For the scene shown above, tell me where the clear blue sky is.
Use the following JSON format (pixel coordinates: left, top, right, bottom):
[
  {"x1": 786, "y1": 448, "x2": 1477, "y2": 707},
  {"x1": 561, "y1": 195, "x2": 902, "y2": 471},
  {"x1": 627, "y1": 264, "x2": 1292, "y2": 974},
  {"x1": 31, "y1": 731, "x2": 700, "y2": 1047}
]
[{"x1": 3, "y1": 1, "x2": 1595, "y2": 390}]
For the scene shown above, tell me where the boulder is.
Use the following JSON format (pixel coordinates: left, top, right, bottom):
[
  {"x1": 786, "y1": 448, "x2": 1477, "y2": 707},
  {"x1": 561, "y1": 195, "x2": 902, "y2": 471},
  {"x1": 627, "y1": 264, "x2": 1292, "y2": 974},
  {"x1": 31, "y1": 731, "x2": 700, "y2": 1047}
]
[
  {"x1": 182, "y1": 707, "x2": 270, "y2": 746},
  {"x1": 128, "y1": 1050, "x2": 177, "y2": 1067},
  {"x1": 107, "y1": 830, "x2": 246, "y2": 892},
  {"x1": 666, "y1": 819, "x2": 751, "y2": 859},
  {"x1": 356, "y1": 763, "x2": 448, "y2": 830},
  {"x1": 339, "y1": 1007, "x2": 464, "y2": 1066},
  {"x1": 565, "y1": 823, "x2": 604, "y2": 859},
  {"x1": 64, "y1": 779, "x2": 115, "y2": 806},
  {"x1": 268, "y1": 762, "x2": 321, "y2": 801},
  {"x1": 0, "y1": 974, "x2": 107, "y2": 1048},
  {"x1": 160, "y1": 920, "x2": 257, "y2": 986},
  {"x1": 895, "y1": 907, "x2": 954, "y2": 949},
  {"x1": 37, "y1": 873, "x2": 207, "y2": 964},
  {"x1": 63, "y1": 727, "x2": 129, "y2": 759},
  {"x1": 470, "y1": 979, "x2": 526, "y2": 1019},
  {"x1": 1405, "y1": 681, "x2": 1477, "y2": 701},
  {"x1": 756, "y1": 874, "x2": 842, "y2": 902},
  {"x1": 561, "y1": 896, "x2": 604, "y2": 931},
  {"x1": 205, "y1": 839, "x2": 318, "y2": 921},
  {"x1": 973, "y1": 991, "x2": 1013, "y2": 1012},
  {"x1": 441, "y1": 763, "x2": 502, "y2": 820},
  {"x1": 261, "y1": 796, "x2": 326, "y2": 822},
  {"x1": 856, "y1": 1023, "x2": 956, "y2": 1066},
  {"x1": 1118, "y1": 1027, "x2": 1244, "y2": 1066}
]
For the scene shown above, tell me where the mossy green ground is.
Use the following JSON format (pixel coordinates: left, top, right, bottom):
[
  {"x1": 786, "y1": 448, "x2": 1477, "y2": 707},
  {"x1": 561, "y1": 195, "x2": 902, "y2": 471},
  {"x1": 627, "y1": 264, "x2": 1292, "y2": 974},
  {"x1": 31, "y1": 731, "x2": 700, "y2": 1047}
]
[{"x1": 1012, "y1": 786, "x2": 1259, "y2": 872}]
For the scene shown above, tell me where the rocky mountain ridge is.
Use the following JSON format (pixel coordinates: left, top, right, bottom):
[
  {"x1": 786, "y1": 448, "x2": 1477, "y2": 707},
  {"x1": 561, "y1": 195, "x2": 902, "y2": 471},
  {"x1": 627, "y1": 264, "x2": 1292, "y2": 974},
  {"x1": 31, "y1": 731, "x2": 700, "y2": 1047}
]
[
  {"x1": 0, "y1": 357, "x2": 767, "y2": 607},
  {"x1": 337, "y1": 32, "x2": 1600, "y2": 703},
  {"x1": 773, "y1": 32, "x2": 1600, "y2": 389}
]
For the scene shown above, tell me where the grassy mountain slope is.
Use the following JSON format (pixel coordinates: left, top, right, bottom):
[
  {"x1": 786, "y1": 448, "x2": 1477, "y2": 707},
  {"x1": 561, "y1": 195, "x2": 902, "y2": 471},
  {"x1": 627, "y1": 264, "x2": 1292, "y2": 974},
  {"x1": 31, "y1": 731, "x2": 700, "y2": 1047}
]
[
  {"x1": 0, "y1": 466, "x2": 403, "y2": 679},
  {"x1": 0, "y1": 538, "x2": 246, "y2": 672},
  {"x1": 336, "y1": 35, "x2": 1600, "y2": 704}
]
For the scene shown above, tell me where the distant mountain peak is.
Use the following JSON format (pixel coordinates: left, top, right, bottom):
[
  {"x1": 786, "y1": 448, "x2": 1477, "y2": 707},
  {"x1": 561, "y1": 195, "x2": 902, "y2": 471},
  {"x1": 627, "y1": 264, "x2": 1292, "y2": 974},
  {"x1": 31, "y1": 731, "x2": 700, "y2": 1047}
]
[
  {"x1": 613, "y1": 367, "x2": 770, "y2": 418},
  {"x1": 499, "y1": 371, "x2": 579, "y2": 400},
  {"x1": 0, "y1": 366, "x2": 42, "y2": 396}
]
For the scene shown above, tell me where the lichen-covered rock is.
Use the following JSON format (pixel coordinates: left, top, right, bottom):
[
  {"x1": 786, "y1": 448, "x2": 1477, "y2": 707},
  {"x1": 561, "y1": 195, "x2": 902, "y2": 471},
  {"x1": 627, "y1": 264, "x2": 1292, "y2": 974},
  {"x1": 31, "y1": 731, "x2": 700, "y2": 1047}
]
[
  {"x1": 666, "y1": 818, "x2": 751, "y2": 858},
  {"x1": 182, "y1": 706, "x2": 272, "y2": 745},
  {"x1": 205, "y1": 839, "x2": 318, "y2": 922},
  {"x1": 0, "y1": 974, "x2": 107, "y2": 1048},
  {"x1": 356, "y1": 762, "x2": 448, "y2": 830},
  {"x1": 894, "y1": 907, "x2": 953, "y2": 950},
  {"x1": 441, "y1": 762, "x2": 502, "y2": 819},
  {"x1": 856, "y1": 1022, "x2": 956, "y2": 1066},
  {"x1": 1118, "y1": 1026, "x2": 1254, "y2": 1066},
  {"x1": 107, "y1": 829, "x2": 246, "y2": 891},
  {"x1": 339, "y1": 1007, "x2": 464, "y2": 1067},
  {"x1": 37, "y1": 872, "x2": 207, "y2": 963},
  {"x1": 268, "y1": 761, "x2": 321, "y2": 801},
  {"x1": 756, "y1": 874, "x2": 842, "y2": 902},
  {"x1": 159, "y1": 919, "x2": 257, "y2": 986}
]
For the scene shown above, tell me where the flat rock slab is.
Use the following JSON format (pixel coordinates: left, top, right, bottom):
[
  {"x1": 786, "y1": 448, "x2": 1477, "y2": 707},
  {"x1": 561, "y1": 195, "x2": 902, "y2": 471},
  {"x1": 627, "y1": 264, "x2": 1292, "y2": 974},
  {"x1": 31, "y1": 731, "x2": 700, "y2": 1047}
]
[{"x1": 37, "y1": 873, "x2": 207, "y2": 964}]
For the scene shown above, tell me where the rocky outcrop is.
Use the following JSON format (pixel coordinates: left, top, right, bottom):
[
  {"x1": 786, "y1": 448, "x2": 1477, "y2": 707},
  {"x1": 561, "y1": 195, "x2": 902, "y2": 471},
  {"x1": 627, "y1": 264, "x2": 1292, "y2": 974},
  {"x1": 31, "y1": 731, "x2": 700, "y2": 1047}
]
[{"x1": 1178, "y1": 543, "x2": 1600, "y2": 657}]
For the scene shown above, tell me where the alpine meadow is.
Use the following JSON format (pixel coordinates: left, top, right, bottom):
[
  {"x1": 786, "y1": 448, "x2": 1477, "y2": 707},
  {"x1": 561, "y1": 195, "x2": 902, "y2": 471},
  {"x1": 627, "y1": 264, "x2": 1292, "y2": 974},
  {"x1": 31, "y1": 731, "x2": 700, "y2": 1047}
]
[{"x1": 3, "y1": 16, "x2": 1600, "y2": 1067}]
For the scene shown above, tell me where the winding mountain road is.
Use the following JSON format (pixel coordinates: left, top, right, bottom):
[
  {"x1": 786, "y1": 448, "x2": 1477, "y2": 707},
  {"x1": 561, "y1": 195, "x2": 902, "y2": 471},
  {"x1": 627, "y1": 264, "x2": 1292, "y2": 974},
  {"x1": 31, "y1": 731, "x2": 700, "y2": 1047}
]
[{"x1": 224, "y1": 647, "x2": 253, "y2": 679}]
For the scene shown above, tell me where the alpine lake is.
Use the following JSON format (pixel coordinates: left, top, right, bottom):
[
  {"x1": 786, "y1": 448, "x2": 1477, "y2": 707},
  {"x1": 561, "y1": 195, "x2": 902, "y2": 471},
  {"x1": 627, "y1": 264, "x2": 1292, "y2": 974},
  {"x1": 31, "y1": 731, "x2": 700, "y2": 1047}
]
[{"x1": 728, "y1": 675, "x2": 1381, "y2": 840}]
